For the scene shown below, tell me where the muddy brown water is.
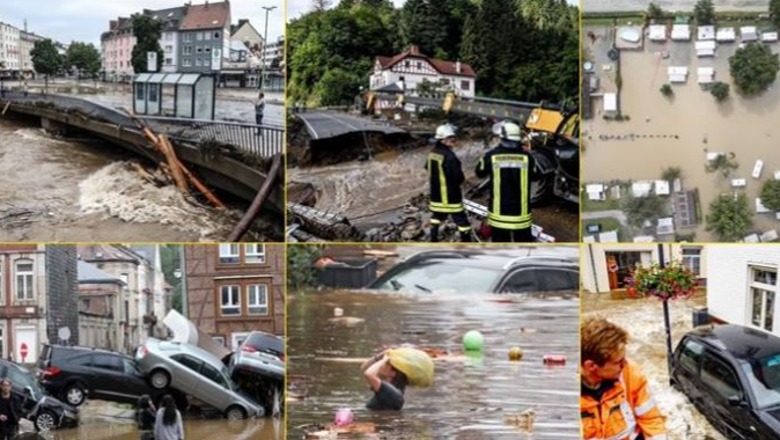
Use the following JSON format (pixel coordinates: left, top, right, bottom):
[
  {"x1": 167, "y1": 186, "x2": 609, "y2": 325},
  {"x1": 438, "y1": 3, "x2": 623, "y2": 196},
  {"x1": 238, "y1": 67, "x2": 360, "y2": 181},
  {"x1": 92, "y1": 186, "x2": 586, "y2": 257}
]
[
  {"x1": 0, "y1": 117, "x2": 247, "y2": 241},
  {"x1": 289, "y1": 141, "x2": 578, "y2": 242},
  {"x1": 287, "y1": 290, "x2": 580, "y2": 439},
  {"x1": 18, "y1": 400, "x2": 282, "y2": 440},
  {"x1": 582, "y1": 292, "x2": 726, "y2": 440},
  {"x1": 584, "y1": 26, "x2": 780, "y2": 241}
]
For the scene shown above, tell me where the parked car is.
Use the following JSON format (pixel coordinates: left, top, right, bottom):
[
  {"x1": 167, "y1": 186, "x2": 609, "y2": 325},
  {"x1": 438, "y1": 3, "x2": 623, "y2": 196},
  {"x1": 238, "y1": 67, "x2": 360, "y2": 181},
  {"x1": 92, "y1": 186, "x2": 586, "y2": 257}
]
[
  {"x1": 238, "y1": 331, "x2": 285, "y2": 362},
  {"x1": 367, "y1": 248, "x2": 579, "y2": 294},
  {"x1": 136, "y1": 338, "x2": 264, "y2": 419},
  {"x1": 671, "y1": 324, "x2": 780, "y2": 439},
  {"x1": 230, "y1": 350, "x2": 284, "y2": 416},
  {"x1": 0, "y1": 358, "x2": 79, "y2": 431},
  {"x1": 37, "y1": 344, "x2": 163, "y2": 407}
]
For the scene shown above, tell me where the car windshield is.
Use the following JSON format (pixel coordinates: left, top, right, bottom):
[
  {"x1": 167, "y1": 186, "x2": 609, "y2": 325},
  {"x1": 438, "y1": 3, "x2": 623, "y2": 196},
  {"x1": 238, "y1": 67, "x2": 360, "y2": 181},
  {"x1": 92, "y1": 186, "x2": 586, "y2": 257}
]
[
  {"x1": 740, "y1": 353, "x2": 780, "y2": 408},
  {"x1": 9, "y1": 366, "x2": 44, "y2": 400},
  {"x1": 373, "y1": 261, "x2": 501, "y2": 294},
  {"x1": 247, "y1": 333, "x2": 283, "y2": 353}
]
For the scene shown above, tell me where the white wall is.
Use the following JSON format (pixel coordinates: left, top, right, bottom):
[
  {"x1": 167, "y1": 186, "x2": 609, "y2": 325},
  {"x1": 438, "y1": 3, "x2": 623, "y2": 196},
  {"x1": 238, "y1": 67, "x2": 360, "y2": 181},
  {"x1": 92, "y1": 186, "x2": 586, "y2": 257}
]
[{"x1": 707, "y1": 246, "x2": 780, "y2": 333}]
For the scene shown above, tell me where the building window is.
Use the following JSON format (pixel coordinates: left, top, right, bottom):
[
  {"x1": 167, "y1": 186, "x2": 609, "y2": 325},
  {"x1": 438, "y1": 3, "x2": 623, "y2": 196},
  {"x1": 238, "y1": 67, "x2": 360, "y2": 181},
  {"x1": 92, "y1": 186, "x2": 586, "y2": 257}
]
[
  {"x1": 196, "y1": 46, "x2": 202, "y2": 53},
  {"x1": 681, "y1": 248, "x2": 702, "y2": 276},
  {"x1": 165, "y1": 58, "x2": 172, "y2": 65},
  {"x1": 135, "y1": 83, "x2": 145, "y2": 99},
  {"x1": 15, "y1": 260, "x2": 33, "y2": 301},
  {"x1": 183, "y1": 58, "x2": 191, "y2": 67},
  {"x1": 184, "y1": 33, "x2": 193, "y2": 42},
  {"x1": 212, "y1": 335, "x2": 225, "y2": 347},
  {"x1": 164, "y1": 45, "x2": 172, "y2": 53},
  {"x1": 183, "y1": 46, "x2": 192, "y2": 55},
  {"x1": 749, "y1": 266, "x2": 777, "y2": 332},
  {"x1": 247, "y1": 285, "x2": 268, "y2": 315},
  {"x1": 245, "y1": 244, "x2": 265, "y2": 264},
  {"x1": 220, "y1": 285, "x2": 241, "y2": 316},
  {"x1": 461, "y1": 80, "x2": 470, "y2": 91},
  {"x1": 196, "y1": 32, "x2": 203, "y2": 41},
  {"x1": 214, "y1": 32, "x2": 220, "y2": 39},
  {"x1": 195, "y1": 58, "x2": 202, "y2": 67},
  {"x1": 219, "y1": 244, "x2": 240, "y2": 264},
  {"x1": 204, "y1": 32, "x2": 211, "y2": 41}
]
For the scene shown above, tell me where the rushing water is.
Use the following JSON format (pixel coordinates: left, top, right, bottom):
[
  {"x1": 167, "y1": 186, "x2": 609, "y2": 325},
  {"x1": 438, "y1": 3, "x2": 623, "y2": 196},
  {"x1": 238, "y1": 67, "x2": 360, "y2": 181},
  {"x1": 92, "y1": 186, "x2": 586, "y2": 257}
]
[
  {"x1": 0, "y1": 118, "x2": 237, "y2": 241},
  {"x1": 287, "y1": 289, "x2": 580, "y2": 439},
  {"x1": 582, "y1": 292, "x2": 726, "y2": 440}
]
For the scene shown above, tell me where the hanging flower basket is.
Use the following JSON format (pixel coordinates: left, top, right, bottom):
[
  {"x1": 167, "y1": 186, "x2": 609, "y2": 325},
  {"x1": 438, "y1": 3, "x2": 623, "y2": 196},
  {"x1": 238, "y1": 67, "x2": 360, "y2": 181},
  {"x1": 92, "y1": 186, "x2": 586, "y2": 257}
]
[{"x1": 626, "y1": 263, "x2": 697, "y2": 301}]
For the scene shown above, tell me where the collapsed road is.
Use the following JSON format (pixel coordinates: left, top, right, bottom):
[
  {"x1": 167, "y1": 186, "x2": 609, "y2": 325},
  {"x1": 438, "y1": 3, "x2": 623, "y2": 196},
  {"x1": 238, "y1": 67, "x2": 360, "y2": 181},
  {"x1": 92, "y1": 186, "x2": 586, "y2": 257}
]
[{"x1": 287, "y1": 109, "x2": 578, "y2": 242}]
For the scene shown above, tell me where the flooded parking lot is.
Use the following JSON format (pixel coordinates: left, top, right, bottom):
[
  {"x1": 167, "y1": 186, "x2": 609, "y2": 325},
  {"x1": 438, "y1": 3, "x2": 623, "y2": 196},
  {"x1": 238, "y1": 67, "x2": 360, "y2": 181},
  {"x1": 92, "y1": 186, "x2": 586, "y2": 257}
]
[
  {"x1": 582, "y1": 292, "x2": 726, "y2": 440},
  {"x1": 583, "y1": 25, "x2": 780, "y2": 241},
  {"x1": 287, "y1": 289, "x2": 580, "y2": 439}
]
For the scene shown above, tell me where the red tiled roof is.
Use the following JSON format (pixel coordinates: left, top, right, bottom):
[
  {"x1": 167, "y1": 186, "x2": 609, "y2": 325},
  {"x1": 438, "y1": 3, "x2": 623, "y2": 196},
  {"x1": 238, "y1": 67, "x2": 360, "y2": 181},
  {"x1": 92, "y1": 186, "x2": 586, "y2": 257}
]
[
  {"x1": 375, "y1": 46, "x2": 475, "y2": 77},
  {"x1": 181, "y1": 1, "x2": 230, "y2": 30}
]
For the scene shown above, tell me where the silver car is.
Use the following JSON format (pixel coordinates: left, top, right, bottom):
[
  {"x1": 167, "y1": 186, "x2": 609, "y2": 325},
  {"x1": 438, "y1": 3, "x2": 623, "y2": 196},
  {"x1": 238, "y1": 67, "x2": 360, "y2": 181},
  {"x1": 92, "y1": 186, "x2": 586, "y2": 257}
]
[{"x1": 135, "y1": 338, "x2": 263, "y2": 419}]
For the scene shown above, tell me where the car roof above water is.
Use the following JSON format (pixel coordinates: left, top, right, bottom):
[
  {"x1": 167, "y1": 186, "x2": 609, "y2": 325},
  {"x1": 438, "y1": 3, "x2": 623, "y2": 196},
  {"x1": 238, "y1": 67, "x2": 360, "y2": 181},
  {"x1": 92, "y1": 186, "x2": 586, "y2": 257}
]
[
  {"x1": 147, "y1": 337, "x2": 226, "y2": 370},
  {"x1": 402, "y1": 248, "x2": 578, "y2": 270},
  {"x1": 688, "y1": 324, "x2": 780, "y2": 361}
]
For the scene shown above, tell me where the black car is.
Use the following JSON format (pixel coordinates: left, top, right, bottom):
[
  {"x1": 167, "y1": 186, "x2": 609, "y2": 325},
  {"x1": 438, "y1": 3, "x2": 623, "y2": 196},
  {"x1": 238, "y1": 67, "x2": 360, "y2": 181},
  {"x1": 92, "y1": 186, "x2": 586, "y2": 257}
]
[
  {"x1": 367, "y1": 248, "x2": 579, "y2": 294},
  {"x1": 38, "y1": 344, "x2": 161, "y2": 407},
  {"x1": 0, "y1": 358, "x2": 79, "y2": 431},
  {"x1": 671, "y1": 324, "x2": 780, "y2": 439},
  {"x1": 239, "y1": 331, "x2": 285, "y2": 362}
]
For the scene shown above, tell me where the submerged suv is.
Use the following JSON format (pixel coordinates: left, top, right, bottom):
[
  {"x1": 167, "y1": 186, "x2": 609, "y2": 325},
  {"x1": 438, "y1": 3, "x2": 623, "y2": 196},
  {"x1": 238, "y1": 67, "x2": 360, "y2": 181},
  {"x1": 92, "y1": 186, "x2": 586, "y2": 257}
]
[
  {"x1": 671, "y1": 324, "x2": 780, "y2": 439},
  {"x1": 368, "y1": 248, "x2": 579, "y2": 294}
]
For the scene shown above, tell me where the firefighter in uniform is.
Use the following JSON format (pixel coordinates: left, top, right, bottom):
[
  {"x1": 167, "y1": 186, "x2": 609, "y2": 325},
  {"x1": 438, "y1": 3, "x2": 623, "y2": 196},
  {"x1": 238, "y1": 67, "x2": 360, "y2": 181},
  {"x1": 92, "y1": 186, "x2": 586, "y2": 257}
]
[
  {"x1": 580, "y1": 317, "x2": 667, "y2": 440},
  {"x1": 475, "y1": 121, "x2": 534, "y2": 242},
  {"x1": 427, "y1": 124, "x2": 472, "y2": 242}
]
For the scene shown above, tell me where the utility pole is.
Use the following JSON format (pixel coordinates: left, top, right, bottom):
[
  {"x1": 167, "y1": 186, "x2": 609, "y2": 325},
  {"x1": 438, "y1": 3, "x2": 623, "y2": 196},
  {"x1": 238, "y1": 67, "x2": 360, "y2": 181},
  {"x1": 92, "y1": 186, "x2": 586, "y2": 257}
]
[{"x1": 260, "y1": 5, "x2": 277, "y2": 91}]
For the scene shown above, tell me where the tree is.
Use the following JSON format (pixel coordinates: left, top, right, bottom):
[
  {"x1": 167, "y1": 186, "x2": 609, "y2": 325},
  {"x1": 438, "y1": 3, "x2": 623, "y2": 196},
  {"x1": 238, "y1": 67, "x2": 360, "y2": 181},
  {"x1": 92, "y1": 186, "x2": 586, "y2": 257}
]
[
  {"x1": 660, "y1": 83, "x2": 673, "y2": 97},
  {"x1": 661, "y1": 166, "x2": 681, "y2": 182},
  {"x1": 729, "y1": 43, "x2": 780, "y2": 96},
  {"x1": 760, "y1": 180, "x2": 780, "y2": 211},
  {"x1": 647, "y1": 2, "x2": 665, "y2": 21},
  {"x1": 706, "y1": 193, "x2": 752, "y2": 242},
  {"x1": 30, "y1": 39, "x2": 62, "y2": 92},
  {"x1": 131, "y1": 13, "x2": 164, "y2": 74},
  {"x1": 398, "y1": 0, "x2": 447, "y2": 57},
  {"x1": 65, "y1": 42, "x2": 101, "y2": 79},
  {"x1": 771, "y1": 0, "x2": 780, "y2": 29},
  {"x1": 312, "y1": 0, "x2": 332, "y2": 11},
  {"x1": 693, "y1": 0, "x2": 715, "y2": 25},
  {"x1": 315, "y1": 68, "x2": 363, "y2": 105},
  {"x1": 705, "y1": 153, "x2": 739, "y2": 177},
  {"x1": 622, "y1": 194, "x2": 665, "y2": 228},
  {"x1": 710, "y1": 81, "x2": 729, "y2": 102}
]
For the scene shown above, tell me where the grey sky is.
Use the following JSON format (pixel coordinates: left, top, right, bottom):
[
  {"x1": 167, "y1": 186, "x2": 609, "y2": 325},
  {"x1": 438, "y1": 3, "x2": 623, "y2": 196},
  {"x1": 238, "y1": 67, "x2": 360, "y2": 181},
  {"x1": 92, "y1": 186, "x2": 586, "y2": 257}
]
[
  {"x1": 0, "y1": 0, "x2": 284, "y2": 48},
  {"x1": 288, "y1": 0, "x2": 580, "y2": 20}
]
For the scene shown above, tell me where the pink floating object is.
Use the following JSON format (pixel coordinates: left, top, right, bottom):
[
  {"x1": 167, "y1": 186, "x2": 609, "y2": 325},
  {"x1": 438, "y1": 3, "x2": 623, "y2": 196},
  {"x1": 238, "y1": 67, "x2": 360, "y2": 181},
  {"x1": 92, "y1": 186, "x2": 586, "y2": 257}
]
[
  {"x1": 334, "y1": 408, "x2": 354, "y2": 426},
  {"x1": 543, "y1": 355, "x2": 566, "y2": 365}
]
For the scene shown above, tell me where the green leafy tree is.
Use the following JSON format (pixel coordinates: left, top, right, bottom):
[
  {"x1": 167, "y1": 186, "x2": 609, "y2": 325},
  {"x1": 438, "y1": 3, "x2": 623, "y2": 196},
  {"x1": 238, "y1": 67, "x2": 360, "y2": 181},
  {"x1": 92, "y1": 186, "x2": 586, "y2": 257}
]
[
  {"x1": 705, "y1": 153, "x2": 739, "y2": 177},
  {"x1": 693, "y1": 0, "x2": 715, "y2": 25},
  {"x1": 729, "y1": 43, "x2": 780, "y2": 96},
  {"x1": 65, "y1": 42, "x2": 101, "y2": 79},
  {"x1": 706, "y1": 192, "x2": 752, "y2": 242},
  {"x1": 30, "y1": 39, "x2": 63, "y2": 92},
  {"x1": 131, "y1": 13, "x2": 164, "y2": 74},
  {"x1": 771, "y1": 0, "x2": 780, "y2": 29},
  {"x1": 398, "y1": 0, "x2": 447, "y2": 57},
  {"x1": 661, "y1": 166, "x2": 681, "y2": 182},
  {"x1": 660, "y1": 83, "x2": 673, "y2": 97},
  {"x1": 287, "y1": 245, "x2": 324, "y2": 291},
  {"x1": 316, "y1": 68, "x2": 364, "y2": 105},
  {"x1": 710, "y1": 81, "x2": 729, "y2": 101},
  {"x1": 622, "y1": 194, "x2": 665, "y2": 229},
  {"x1": 760, "y1": 179, "x2": 780, "y2": 211},
  {"x1": 647, "y1": 2, "x2": 665, "y2": 21}
]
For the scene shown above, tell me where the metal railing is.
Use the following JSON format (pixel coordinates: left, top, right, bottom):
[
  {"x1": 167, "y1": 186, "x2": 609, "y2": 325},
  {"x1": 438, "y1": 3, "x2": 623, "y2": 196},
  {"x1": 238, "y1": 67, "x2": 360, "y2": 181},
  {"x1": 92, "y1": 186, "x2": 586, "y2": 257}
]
[{"x1": 137, "y1": 115, "x2": 284, "y2": 158}]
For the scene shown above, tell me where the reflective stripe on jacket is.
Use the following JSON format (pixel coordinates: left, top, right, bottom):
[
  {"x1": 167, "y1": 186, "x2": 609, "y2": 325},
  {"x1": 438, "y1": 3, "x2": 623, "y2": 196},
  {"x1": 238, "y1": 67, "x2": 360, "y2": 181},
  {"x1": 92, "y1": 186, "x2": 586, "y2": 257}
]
[
  {"x1": 580, "y1": 360, "x2": 667, "y2": 440},
  {"x1": 427, "y1": 143, "x2": 465, "y2": 213},
  {"x1": 475, "y1": 143, "x2": 533, "y2": 229}
]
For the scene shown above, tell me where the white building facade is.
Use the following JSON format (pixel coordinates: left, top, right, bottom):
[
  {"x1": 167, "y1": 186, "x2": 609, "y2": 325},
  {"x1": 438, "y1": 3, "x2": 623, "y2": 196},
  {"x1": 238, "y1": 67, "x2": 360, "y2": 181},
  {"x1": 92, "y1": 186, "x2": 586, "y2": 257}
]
[
  {"x1": 370, "y1": 45, "x2": 475, "y2": 98},
  {"x1": 582, "y1": 244, "x2": 706, "y2": 293},
  {"x1": 706, "y1": 246, "x2": 780, "y2": 335},
  {"x1": 0, "y1": 22, "x2": 21, "y2": 74}
]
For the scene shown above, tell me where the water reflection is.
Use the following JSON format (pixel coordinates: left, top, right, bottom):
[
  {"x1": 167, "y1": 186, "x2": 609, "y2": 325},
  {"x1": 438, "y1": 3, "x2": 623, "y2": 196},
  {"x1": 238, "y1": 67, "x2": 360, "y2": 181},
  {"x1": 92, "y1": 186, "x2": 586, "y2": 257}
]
[{"x1": 288, "y1": 290, "x2": 580, "y2": 439}]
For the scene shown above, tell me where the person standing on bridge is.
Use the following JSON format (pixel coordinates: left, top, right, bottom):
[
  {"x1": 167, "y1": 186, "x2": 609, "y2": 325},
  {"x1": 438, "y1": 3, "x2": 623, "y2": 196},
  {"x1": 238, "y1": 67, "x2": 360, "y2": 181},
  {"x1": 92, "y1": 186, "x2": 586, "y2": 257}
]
[
  {"x1": 475, "y1": 121, "x2": 534, "y2": 242},
  {"x1": 426, "y1": 124, "x2": 472, "y2": 242},
  {"x1": 254, "y1": 92, "x2": 265, "y2": 135}
]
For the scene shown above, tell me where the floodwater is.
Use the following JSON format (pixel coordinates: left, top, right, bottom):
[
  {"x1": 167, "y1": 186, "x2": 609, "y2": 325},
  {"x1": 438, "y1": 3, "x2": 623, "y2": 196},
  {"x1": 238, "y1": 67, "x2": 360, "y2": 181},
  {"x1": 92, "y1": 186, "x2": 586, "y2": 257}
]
[
  {"x1": 289, "y1": 141, "x2": 578, "y2": 241},
  {"x1": 287, "y1": 290, "x2": 580, "y2": 439},
  {"x1": 583, "y1": 26, "x2": 780, "y2": 241},
  {"x1": 582, "y1": 292, "x2": 726, "y2": 440},
  {"x1": 0, "y1": 118, "x2": 238, "y2": 241},
  {"x1": 584, "y1": 0, "x2": 769, "y2": 12}
]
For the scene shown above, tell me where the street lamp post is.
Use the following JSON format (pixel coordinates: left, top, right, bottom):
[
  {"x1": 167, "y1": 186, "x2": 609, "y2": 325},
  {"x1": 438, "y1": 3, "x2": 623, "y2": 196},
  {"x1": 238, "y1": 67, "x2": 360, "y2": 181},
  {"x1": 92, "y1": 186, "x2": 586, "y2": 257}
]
[{"x1": 260, "y1": 5, "x2": 277, "y2": 91}]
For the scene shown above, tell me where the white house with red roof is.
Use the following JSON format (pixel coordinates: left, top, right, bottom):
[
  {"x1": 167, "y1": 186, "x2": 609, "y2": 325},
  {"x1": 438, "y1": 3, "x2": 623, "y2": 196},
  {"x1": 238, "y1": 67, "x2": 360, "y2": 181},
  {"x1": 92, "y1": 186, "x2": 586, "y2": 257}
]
[{"x1": 369, "y1": 45, "x2": 476, "y2": 98}]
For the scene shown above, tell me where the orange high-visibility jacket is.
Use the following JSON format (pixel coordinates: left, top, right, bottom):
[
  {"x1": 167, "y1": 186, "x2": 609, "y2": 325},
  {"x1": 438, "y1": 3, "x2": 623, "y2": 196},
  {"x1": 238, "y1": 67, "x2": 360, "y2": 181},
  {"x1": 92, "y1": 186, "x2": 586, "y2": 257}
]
[{"x1": 580, "y1": 360, "x2": 667, "y2": 440}]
